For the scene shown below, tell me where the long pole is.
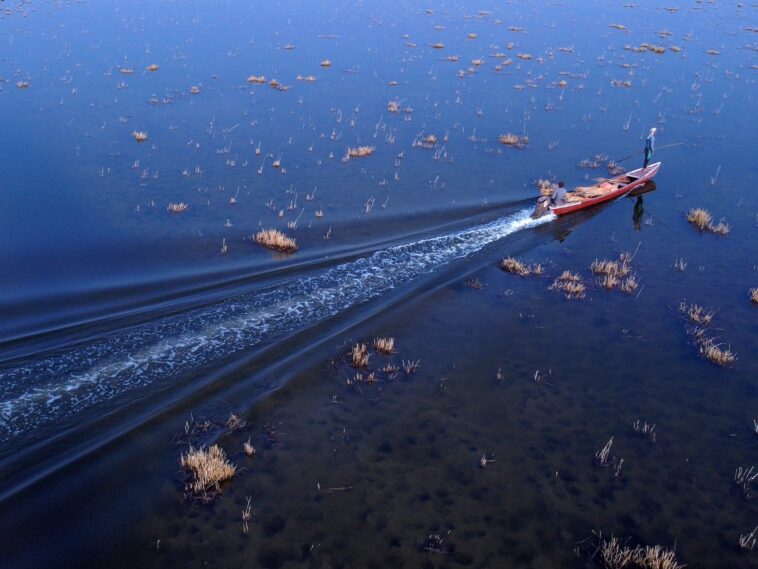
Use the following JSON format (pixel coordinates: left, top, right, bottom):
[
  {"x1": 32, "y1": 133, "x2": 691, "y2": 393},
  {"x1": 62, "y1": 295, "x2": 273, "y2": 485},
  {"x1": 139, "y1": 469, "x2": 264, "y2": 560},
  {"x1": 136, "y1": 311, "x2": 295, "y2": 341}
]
[{"x1": 615, "y1": 142, "x2": 685, "y2": 163}]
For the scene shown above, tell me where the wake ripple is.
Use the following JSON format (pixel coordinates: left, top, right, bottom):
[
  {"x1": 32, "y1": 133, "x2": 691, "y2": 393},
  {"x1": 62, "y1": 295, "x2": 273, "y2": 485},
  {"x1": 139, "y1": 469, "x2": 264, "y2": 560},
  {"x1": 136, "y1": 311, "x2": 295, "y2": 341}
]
[{"x1": 0, "y1": 209, "x2": 551, "y2": 442}]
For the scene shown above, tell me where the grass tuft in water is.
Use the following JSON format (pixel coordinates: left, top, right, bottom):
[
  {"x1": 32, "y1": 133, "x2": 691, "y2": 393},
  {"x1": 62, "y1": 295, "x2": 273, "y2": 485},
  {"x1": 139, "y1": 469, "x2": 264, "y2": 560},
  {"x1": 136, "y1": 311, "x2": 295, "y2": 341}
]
[
  {"x1": 500, "y1": 256, "x2": 531, "y2": 276},
  {"x1": 686, "y1": 209, "x2": 730, "y2": 235},
  {"x1": 686, "y1": 208, "x2": 712, "y2": 230},
  {"x1": 597, "y1": 534, "x2": 685, "y2": 569},
  {"x1": 698, "y1": 339, "x2": 736, "y2": 366},
  {"x1": 180, "y1": 444, "x2": 236, "y2": 502},
  {"x1": 351, "y1": 343, "x2": 370, "y2": 368},
  {"x1": 550, "y1": 271, "x2": 586, "y2": 299},
  {"x1": 373, "y1": 337, "x2": 395, "y2": 354},
  {"x1": 254, "y1": 228, "x2": 298, "y2": 252},
  {"x1": 680, "y1": 302, "x2": 715, "y2": 326}
]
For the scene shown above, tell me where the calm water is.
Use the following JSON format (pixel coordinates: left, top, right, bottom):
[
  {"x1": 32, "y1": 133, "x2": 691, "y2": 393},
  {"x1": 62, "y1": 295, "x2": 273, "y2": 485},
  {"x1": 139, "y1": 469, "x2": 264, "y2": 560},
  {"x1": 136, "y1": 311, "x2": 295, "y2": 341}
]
[{"x1": 1, "y1": 1, "x2": 756, "y2": 567}]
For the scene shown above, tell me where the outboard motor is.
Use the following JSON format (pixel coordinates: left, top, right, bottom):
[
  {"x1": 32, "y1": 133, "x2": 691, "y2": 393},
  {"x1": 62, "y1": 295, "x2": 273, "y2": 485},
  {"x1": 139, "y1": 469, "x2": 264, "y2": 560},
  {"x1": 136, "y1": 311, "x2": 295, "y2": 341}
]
[{"x1": 531, "y1": 195, "x2": 551, "y2": 219}]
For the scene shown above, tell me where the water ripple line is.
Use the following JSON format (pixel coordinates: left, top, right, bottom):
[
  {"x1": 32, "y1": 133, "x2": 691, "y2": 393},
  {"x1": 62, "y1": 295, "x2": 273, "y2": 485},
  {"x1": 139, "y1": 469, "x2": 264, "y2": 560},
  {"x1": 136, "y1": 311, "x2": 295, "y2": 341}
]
[{"x1": 0, "y1": 209, "x2": 551, "y2": 442}]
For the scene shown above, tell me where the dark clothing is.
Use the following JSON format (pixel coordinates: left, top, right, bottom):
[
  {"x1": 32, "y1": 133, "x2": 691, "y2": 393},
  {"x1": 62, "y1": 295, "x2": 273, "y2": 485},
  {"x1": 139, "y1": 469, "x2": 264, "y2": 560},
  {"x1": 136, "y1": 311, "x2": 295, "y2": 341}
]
[{"x1": 643, "y1": 134, "x2": 655, "y2": 168}]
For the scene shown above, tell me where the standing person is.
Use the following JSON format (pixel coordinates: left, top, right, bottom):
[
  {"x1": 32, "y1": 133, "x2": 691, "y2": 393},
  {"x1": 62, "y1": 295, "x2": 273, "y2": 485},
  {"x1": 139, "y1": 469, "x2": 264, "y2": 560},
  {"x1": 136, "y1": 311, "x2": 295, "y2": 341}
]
[{"x1": 643, "y1": 127, "x2": 656, "y2": 169}]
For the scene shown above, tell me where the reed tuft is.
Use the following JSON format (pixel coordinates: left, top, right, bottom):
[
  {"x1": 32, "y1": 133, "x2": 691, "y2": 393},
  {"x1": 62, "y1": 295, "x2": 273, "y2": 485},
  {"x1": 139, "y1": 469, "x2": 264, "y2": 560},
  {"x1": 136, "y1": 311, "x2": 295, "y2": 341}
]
[
  {"x1": 698, "y1": 339, "x2": 736, "y2": 366},
  {"x1": 180, "y1": 444, "x2": 236, "y2": 501},
  {"x1": 550, "y1": 271, "x2": 585, "y2": 299},
  {"x1": 620, "y1": 275, "x2": 639, "y2": 294},
  {"x1": 351, "y1": 343, "x2": 370, "y2": 368},
  {"x1": 500, "y1": 256, "x2": 531, "y2": 276},
  {"x1": 254, "y1": 228, "x2": 298, "y2": 252},
  {"x1": 597, "y1": 534, "x2": 684, "y2": 569},
  {"x1": 686, "y1": 208, "x2": 712, "y2": 230},
  {"x1": 373, "y1": 337, "x2": 395, "y2": 354}
]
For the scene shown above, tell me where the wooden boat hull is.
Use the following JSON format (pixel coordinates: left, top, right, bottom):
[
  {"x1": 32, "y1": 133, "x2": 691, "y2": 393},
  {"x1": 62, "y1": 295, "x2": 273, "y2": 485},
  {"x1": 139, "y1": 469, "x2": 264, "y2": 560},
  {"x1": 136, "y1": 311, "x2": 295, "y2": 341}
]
[
  {"x1": 551, "y1": 162, "x2": 661, "y2": 216},
  {"x1": 532, "y1": 162, "x2": 661, "y2": 219}
]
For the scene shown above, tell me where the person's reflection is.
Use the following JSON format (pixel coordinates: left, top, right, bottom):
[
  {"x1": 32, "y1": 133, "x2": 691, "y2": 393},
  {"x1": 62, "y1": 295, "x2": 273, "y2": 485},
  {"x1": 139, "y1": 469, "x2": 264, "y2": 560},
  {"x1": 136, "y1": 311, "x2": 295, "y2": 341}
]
[{"x1": 633, "y1": 196, "x2": 644, "y2": 231}]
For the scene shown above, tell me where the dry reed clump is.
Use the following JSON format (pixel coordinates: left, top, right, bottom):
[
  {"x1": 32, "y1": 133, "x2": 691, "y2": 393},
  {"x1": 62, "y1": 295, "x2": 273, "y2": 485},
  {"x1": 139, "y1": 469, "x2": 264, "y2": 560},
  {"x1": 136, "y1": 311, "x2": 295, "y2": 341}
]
[
  {"x1": 590, "y1": 252, "x2": 632, "y2": 286},
  {"x1": 381, "y1": 363, "x2": 399, "y2": 379},
  {"x1": 709, "y1": 220, "x2": 730, "y2": 235},
  {"x1": 739, "y1": 526, "x2": 757, "y2": 551},
  {"x1": 620, "y1": 276, "x2": 638, "y2": 294},
  {"x1": 632, "y1": 419, "x2": 657, "y2": 443},
  {"x1": 680, "y1": 302, "x2": 715, "y2": 326},
  {"x1": 735, "y1": 465, "x2": 757, "y2": 499},
  {"x1": 414, "y1": 134, "x2": 438, "y2": 149},
  {"x1": 402, "y1": 359, "x2": 421, "y2": 376},
  {"x1": 549, "y1": 271, "x2": 586, "y2": 299},
  {"x1": 598, "y1": 535, "x2": 684, "y2": 569},
  {"x1": 500, "y1": 256, "x2": 530, "y2": 276},
  {"x1": 599, "y1": 274, "x2": 620, "y2": 290},
  {"x1": 750, "y1": 288, "x2": 758, "y2": 304},
  {"x1": 320, "y1": 59, "x2": 332, "y2": 67},
  {"x1": 351, "y1": 343, "x2": 370, "y2": 368},
  {"x1": 167, "y1": 202, "x2": 189, "y2": 213},
  {"x1": 190, "y1": 85, "x2": 201, "y2": 94},
  {"x1": 387, "y1": 100, "x2": 400, "y2": 113},
  {"x1": 132, "y1": 130, "x2": 148, "y2": 142},
  {"x1": 346, "y1": 146, "x2": 375, "y2": 158},
  {"x1": 679, "y1": 302, "x2": 736, "y2": 367},
  {"x1": 243, "y1": 438, "x2": 256, "y2": 457},
  {"x1": 498, "y1": 133, "x2": 528, "y2": 148},
  {"x1": 698, "y1": 339, "x2": 736, "y2": 366},
  {"x1": 686, "y1": 208, "x2": 712, "y2": 230},
  {"x1": 247, "y1": 75, "x2": 266, "y2": 84},
  {"x1": 373, "y1": 337, "x2": 395, "y2": 354},
  {"x1": 254, "y1": 228, "x2": 298, "y2": 253},
  {"x1": 180, "y1": 444, "x2": 236, "y2": 501},
  {"x1": 686, "y1": 208, "x2": 730, "y2": 235},
  {"x1": 147, "y1": 64, "x2": 159, "y2": 72}
]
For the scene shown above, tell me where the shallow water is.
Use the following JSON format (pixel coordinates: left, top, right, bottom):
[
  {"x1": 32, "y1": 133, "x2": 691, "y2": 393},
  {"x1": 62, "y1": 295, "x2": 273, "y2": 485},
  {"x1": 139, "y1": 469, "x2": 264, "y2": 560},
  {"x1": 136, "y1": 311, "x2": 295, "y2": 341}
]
[{"x1": 1, "y1": 1, "x2": 757, "y2": 567}]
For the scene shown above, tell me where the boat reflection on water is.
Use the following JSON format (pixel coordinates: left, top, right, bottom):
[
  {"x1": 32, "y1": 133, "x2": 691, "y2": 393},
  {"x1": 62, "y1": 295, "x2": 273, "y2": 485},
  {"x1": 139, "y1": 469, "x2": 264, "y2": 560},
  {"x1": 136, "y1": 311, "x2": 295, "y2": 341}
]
[
  {"x1": 628, "y1": 181, "x2": 658, "y2": 231},
  {"x1": 532, "y1": 180, "x2": 659, "y2": 243}
]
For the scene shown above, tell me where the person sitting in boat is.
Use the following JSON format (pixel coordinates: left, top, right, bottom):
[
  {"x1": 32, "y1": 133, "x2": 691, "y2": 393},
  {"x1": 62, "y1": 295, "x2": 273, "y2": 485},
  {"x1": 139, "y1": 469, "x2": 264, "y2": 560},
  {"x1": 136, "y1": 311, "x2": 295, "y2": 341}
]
[
  {"x1": 643, "y1": 127, "x2": 656, "y2": 169},
  {"x1": 551, "y1": 181, "x2": 569, "y2": 205}
]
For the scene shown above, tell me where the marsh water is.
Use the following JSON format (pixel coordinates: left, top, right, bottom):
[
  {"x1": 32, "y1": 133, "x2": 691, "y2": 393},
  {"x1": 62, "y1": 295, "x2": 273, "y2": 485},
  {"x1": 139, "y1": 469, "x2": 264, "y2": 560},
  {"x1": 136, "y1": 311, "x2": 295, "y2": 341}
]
[{"x1": 1, "y1": 1, "x2": 757, "y2": 567}]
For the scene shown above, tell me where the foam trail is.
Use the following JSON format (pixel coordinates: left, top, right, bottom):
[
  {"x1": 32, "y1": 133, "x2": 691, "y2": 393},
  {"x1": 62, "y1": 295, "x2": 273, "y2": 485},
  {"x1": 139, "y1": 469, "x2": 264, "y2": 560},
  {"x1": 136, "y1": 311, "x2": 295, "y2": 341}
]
[{"x1": 0, "y1": 209, "x2": 551, "y2": 442}]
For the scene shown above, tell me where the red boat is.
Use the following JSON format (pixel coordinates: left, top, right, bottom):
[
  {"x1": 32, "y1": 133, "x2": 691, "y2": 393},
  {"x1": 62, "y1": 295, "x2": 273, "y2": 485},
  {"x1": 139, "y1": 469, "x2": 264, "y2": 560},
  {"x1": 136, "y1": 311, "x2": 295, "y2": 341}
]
[{"x1": 531, "y1": 162, "x2": 661, "y2": 219}]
